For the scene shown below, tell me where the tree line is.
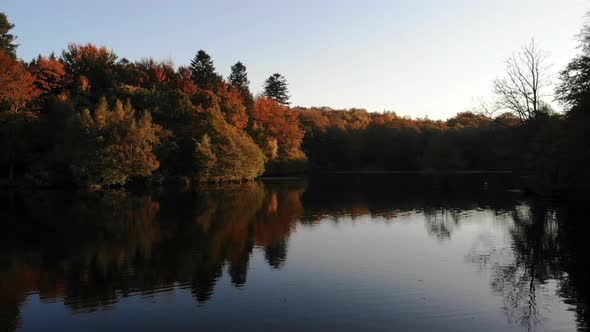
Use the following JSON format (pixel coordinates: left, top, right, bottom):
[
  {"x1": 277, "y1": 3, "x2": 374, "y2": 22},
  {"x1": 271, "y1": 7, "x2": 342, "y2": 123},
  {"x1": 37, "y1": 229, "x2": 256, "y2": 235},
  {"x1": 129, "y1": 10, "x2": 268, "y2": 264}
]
[
  {"x1": 1, "y1": 11, "x2": 589, "y2": 194},
  {"x1": 0, "y1": 12, "x2": 305, "y2": 187}
]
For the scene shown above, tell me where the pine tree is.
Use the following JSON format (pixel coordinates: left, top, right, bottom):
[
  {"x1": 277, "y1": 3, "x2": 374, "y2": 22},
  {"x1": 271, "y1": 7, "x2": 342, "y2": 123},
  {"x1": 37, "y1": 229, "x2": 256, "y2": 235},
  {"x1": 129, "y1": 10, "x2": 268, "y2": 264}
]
[
  {"x1": 190, "y1": 50, "x2": 222, "y2": 91},
  {"x1": 229, "y1": 61, "x2": 255, "y2": 123},
  {"x1": 0, "y1": 12, "x2": 17, "y2": 58},
  {"x1": 263, "y1": 73, "x2": 290, "y2": 106},
  {"x1": 229, "y1": 62, "x2": 250, "y2": 94}
]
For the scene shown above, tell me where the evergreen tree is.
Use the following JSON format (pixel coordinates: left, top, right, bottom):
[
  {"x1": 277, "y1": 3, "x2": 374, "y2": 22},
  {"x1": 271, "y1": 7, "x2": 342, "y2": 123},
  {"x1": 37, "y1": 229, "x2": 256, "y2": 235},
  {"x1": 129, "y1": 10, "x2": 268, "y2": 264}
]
[
  {"x1": 263, "y1": 73, "x2": 290, "y2": 106},
  {"x1": 0, "y1": 13, "x2": 17, "y2": 58},
  {"x1": 229, "y1": 61, "x2": 255, "y2": 123},
  {"x1": 228, "y1": 62, "x2": 250, "y2": 94},
  {"x1": 190, "y1": 50, "x2": 222, "y2": 91}
]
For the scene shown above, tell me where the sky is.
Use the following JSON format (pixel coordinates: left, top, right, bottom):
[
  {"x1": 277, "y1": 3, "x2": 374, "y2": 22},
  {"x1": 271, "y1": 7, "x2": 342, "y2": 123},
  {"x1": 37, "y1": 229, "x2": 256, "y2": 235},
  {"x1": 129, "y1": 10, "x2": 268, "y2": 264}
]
[{"x1": 3, "y1": 0, "x2": 588, "y2": 119}]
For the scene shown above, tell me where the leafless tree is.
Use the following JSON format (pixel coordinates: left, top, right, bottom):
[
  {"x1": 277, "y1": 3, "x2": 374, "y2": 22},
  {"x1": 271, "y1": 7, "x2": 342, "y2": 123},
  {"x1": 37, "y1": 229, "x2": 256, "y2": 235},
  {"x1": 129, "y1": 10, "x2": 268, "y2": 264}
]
[{"x1": 493, "y1": 39, "x2": 550, "y2": 125}]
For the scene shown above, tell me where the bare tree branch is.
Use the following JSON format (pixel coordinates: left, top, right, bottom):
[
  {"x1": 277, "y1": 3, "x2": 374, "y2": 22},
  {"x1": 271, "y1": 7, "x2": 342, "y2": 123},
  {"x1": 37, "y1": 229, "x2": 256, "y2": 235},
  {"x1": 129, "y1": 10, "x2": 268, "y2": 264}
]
[{"x1": 492, "y1": 39, "x2": 550, "y2": 124}]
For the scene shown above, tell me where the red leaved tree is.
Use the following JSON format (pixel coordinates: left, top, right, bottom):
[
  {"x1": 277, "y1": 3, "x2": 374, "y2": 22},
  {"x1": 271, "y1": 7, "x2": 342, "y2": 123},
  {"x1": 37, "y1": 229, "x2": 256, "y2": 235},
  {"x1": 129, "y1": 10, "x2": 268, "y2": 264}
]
[
  {"x1": 218, "y1": 82, "x2": 248, "y2": 129},
  {"x1": 253, "y1": 97, "x2": 305, "y2": 160},
  {"x1": 29, "y1": 55, "x2": 68, "y2": 95},
  {"x1": 0, "y1": 51, "x2": 40, "y2": 112}
]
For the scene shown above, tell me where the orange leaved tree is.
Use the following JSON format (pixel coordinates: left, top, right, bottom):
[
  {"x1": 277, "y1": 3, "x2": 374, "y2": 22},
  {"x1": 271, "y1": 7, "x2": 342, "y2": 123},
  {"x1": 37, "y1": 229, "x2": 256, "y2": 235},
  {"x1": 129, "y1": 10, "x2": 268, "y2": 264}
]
[
  {"x1": 252, "y1": 97, "x2": 306, "y2": 162},
  {"x1": 0, "y1": 51, "x2": 39, "y2": 112}
]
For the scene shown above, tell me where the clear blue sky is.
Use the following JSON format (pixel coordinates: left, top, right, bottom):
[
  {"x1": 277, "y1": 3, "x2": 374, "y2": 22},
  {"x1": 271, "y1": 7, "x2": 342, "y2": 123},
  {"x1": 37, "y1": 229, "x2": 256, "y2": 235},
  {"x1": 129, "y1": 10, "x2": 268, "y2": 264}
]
[{"x1": 3, "y1": 0, "x2": 587, "y2": 118}]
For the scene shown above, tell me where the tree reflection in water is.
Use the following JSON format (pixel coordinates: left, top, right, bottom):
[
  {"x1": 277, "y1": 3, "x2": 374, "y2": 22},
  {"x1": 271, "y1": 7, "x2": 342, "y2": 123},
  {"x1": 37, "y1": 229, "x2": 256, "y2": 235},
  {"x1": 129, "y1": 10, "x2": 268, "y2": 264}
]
[
  {"x1": 0, "y1": 181, "x2": 305, "y2": 329},
  {"x1": 465, "y1": 201, "x2": 590, "y2": 331},
  {"x1": 488, "y1": 204, "x2": 560, "y2": 331},
  {"x1": 0, "y1": 174, "x2": 588, "y2": 331}
]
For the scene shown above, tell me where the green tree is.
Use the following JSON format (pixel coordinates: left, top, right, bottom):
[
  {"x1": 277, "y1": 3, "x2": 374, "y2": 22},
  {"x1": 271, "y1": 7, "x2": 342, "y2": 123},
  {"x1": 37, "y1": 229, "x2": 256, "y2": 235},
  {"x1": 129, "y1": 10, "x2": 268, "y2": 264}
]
[
  {"x1": 555, "y1": 16, "x2": 590, "y2": 193},
  {"x1": 195, "y1": 134, "x2": 217, "y2": 181},
  {"x1": 190, "y1": 50, "x2": 222, "y2": 91},
  {"x1": 149, "y1": 90, "x2": 198, "y2": 177},
  {"x1": 556, "y1": 20, "x2": 590, "y2": 112},
  {"x1": 67, "y1": 98, "x2": 161, "y2": 187},
  {"x1": 263, "y1": 73, "x2": 290, "y2": 106},
  {"x1": 194, "y1": 101, "x2": 265, "y2": 182},
  {"x1": 229, "y1": 62, "x2": 250, "y2": 94},
  {"x1": 0, "y1": 12, "x2": 17, "y2": 58}
]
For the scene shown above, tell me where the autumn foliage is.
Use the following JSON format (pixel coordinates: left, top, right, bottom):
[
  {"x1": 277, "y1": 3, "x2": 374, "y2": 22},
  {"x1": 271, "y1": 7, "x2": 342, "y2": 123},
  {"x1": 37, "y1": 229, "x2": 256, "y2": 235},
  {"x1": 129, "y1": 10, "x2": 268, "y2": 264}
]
[
  {"x1": 0, "y1": 38, "x2": 519, "y2": 186},
  {"x1": 177, "y1": 66, "x2": 198, "y2": 96},
  {"x1": 61, "y1": 43, "x2": 118, "y2": 98},
  {"x1": 253, "y1": 97, "x2": 305, "y2": 160},
  {"x1": 3, "y1": 6, "x2": 590, "y2": 193},
  {"x1": 29, "y1": 56, "x2": 68, "y2": 95},
  {"x1": 0, "y1": 36, "x2": 520, "y2": 186},
  {"x1": 0, "y1": 51, "x2": 39, "y2": 112},
  {"x1": 218, "y1": 83, "x2": 248, "y2": 129},
  {"x1": 65, "y1": 98, "x2": 161, "y2": 186}
]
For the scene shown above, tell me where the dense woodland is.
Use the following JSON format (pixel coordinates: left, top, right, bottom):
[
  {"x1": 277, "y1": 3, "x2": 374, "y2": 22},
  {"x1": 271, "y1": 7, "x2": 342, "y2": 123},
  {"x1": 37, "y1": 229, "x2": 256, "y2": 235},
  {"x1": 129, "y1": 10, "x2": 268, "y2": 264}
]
[{"x1": 1, "y1": 12, "x2": 590, "y2": 194}]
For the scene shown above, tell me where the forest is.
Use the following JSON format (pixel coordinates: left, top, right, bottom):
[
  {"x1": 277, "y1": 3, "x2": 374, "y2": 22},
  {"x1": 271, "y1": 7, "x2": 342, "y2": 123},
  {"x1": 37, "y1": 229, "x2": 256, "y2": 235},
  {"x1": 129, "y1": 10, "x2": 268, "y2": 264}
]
[{"x1": 1, "y1": 11, "x2": 589, "y2": 195}]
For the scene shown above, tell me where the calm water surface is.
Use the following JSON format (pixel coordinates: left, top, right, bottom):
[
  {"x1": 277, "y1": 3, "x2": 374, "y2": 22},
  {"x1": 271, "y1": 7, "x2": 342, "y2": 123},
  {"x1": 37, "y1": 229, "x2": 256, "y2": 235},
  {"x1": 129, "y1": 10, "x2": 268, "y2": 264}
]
[{"x1": 1, "y1": 175, "x2": 589, "y2": 331}]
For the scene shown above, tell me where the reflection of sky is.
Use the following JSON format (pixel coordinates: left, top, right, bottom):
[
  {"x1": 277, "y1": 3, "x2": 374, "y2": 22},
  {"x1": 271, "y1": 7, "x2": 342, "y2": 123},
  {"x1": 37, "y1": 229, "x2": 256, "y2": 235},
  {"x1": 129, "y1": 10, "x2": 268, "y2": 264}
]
[
  {"x1": 17, "y1": 210, "x2": 579, "y2": 331},
  {"x1": 3, "y1": 0, "x2": 587, "y2": 118}
]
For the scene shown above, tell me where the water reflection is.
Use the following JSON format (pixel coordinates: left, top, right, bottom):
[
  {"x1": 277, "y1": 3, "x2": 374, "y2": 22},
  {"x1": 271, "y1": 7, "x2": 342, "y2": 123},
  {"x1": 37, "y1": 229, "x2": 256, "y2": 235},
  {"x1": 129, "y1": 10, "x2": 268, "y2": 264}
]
[
  {"x1": 459, "y1": 201, "x2": 590, "y2": 331},
  {"x1": 0, "y1": 174, "x2": 588, "y2": 331}
]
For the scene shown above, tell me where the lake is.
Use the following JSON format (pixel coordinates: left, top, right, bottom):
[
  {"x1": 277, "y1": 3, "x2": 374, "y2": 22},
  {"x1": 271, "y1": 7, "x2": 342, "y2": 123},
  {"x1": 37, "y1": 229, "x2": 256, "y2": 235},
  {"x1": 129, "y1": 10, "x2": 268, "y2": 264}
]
[{"x1": 1, "y1": 174, "x2": 588, "y2": 331}]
